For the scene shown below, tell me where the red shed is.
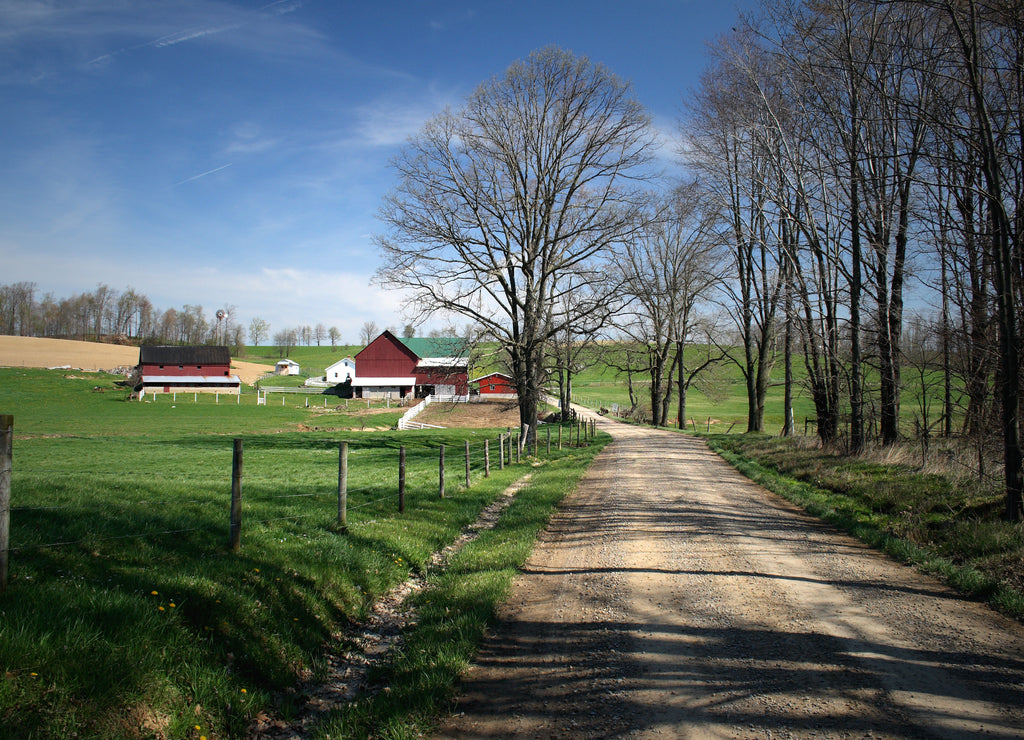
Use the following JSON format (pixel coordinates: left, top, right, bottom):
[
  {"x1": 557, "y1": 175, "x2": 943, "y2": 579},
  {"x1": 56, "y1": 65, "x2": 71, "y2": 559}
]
[
  {"x1": 353, "y1": 331, "x2": 469, "y2": 399},
  {"x1": 471, "y1": 372, "x2": 517, "y2": 398}
]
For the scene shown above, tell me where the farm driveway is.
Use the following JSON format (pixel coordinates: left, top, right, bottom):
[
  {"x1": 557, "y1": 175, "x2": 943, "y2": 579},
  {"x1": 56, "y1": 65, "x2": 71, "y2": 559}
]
[{"x1": 436, "y1": 413, "x2": 1024, "y2": 739}]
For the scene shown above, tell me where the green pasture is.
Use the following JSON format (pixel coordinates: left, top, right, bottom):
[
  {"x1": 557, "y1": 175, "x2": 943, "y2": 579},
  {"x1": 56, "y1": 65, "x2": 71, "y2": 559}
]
[
  {"x1": 0, "y1": 367, "x2": 605, "y2": 739},
  {"x1": 566, "y1": 345, "x2": 820, "y2": 434}
]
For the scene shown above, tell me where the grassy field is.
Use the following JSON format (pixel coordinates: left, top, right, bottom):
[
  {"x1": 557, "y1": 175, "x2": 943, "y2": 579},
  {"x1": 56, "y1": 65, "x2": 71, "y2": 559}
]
[
  {"x1": 0, "y1": 367, "x2": 605, "y2": 739},
  {"x1": 566, "y1": 346, "x2": 820, "y2": 434}
]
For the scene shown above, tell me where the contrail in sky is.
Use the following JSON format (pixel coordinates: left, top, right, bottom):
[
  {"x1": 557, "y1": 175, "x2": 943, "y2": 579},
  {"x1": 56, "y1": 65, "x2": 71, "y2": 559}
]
[
  {"x1": 175, "y1": 163, "x2": 232, "y2": 186},
  {"x1": 88, "y1": 1, "x2": 304, "y2": 66}
]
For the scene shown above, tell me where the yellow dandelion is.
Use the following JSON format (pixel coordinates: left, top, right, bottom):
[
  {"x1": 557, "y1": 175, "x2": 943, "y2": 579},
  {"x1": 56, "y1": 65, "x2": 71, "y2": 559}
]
[
  {"x1": 158, "y1": 606, "x2": 165, "y2": 611},
  {"x1": 240, "y1": 688, "x2": 247, "y2": 694},
  {"x1": 194, "y1": 725, "x2": 201, "y2": 731},
  {"x1": 30, "y1": 672, "x2": 38, "y2": 677},
  {"x1": 151, "y1": 590, "x2": 158, "y2": 595},
  {"x1": 169, "y1": 603, "x2": 176, "y2": 608},
  {"x1": 253, "y1": 568, "x2": 259, "y2": 573}
]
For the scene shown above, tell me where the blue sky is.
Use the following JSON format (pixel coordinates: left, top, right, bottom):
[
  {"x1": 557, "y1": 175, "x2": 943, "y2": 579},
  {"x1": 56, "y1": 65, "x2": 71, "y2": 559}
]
[{"x1": 1, "y1": 0, "x2": 749, "y2": 342}]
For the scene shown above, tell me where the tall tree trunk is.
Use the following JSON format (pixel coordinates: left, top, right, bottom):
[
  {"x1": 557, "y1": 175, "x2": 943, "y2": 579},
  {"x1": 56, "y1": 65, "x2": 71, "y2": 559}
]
[{"x1": 676, "y1": 339, "x2": 688, "y2": 431}]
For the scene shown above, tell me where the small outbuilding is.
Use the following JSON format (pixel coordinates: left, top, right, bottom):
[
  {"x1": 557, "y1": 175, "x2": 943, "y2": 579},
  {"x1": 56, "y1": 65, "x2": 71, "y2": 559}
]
[
  {"x1": 275, "y1": 359, "x2": 300, "y2": 376},
  {"x1": 471, "y1": 372, "x2": 517, "y2": 399}
]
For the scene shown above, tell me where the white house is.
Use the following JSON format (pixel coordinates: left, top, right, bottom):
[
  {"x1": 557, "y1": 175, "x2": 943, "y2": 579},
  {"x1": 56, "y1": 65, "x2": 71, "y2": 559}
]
[
  {"x1": 275, "y1": 359, "x2": 300, "y2": 376},
  {"x1": 325, "y1": 357, "x2": 356, "y2": 384}
]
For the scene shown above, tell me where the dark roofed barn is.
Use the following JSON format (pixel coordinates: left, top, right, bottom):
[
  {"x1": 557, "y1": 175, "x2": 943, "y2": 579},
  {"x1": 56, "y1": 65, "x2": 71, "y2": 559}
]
[{"x1": 134, "y1": 345, "x2": 240, "y2": 397}]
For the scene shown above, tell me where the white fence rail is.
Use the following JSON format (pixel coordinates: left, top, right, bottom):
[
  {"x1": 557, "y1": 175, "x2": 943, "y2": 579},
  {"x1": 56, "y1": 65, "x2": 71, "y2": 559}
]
[{"x1": 397, "y1": 394, "x2": 470, "y2": 430}]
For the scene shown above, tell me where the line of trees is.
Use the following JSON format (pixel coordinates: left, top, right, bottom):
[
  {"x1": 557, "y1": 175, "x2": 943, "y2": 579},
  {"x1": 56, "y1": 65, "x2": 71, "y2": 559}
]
[
  {"x1": 680, "y1": 0, "x2": 1022, "y2": 518},
  {"x1": 0, "y1": 283, "x2": 352, "y2": 359},
  {"x1": 0, "y1": 282, "x2": 246, "y2": 351}
]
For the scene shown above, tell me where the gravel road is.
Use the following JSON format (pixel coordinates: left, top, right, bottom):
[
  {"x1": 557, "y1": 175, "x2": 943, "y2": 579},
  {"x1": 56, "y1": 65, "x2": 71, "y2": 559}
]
[{"x1": 436, "y1": 413, "x2": 1024, "y2": 739}]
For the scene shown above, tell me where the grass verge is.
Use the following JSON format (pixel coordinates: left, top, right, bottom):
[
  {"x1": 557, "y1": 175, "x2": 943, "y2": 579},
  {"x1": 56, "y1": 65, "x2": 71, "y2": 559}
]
[
  {"x1": 316, "y1": 434, "x2": 609, "y2": 740},
  {"x1": 704, "y1": 434, "x2": 1024, "y2": 621}
]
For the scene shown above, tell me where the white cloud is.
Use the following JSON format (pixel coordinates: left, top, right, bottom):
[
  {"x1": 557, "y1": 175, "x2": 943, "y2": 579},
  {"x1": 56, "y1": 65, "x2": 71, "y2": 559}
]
[{"x1": 353, "y1": 89, "x2": 457, "y2": 147}]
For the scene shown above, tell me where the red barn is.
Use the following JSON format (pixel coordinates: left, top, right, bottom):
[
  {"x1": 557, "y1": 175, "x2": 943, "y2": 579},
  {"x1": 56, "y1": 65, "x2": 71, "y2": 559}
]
[
  {"x1": 353, "y1": 331, "x2": 469, "y2": 399},
  {"x1": 471, "y1": 372, "x2": 517, "y2": 398},
  {"x1": 134, "y1": 345, "x2": 240, "y2": 396}
]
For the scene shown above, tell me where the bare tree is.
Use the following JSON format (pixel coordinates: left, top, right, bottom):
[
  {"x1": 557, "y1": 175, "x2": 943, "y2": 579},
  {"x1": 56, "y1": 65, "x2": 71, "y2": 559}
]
[
  {"x1": 249, "y1": 317, "x2": 269, "y2": 347},
  {"x1": 614, "y1": 184, "x2": 726, "y2": 427},
  {"x1": 0, "y1": 282, "x2": 37, "y2": 336},
  {"x1": 376, "y1": 46, "x2": 654, "y2": 433},
  {"x1": 685, "y1": 38, "x2": 784, "y2": 433},
  {"x1": 546, "y1": 272, "x2": 613, "y2": 421},
  {"x1": 359, "y1": 321, "x2": 379, "y2": 347},
  {"x1": 328, "y1": 326, "x2": 341, "y2": 348},
  {"x1": 273, "y1": 328, "x2": 297, "y2": 358},
  {"x1": 314, "y1": 323, "x2": 326, "y2": 346}
]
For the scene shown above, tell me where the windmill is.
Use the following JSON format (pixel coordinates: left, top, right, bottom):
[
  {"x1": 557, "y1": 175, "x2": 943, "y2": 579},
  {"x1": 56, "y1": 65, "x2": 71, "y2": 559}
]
[{"x1": 216, "y1": 309, "x2": 227, "y2": 345}]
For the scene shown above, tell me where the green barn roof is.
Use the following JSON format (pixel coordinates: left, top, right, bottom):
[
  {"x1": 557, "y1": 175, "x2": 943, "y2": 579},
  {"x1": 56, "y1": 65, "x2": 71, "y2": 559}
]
[{"x1": 398, "y1": 336, "x2": 470, "y2": 359}]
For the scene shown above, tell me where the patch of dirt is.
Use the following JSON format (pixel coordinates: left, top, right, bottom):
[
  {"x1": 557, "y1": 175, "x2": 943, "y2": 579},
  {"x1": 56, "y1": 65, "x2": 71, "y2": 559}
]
[{"x1": 417, "y1": 399, "x2": 522, "y2": 429}]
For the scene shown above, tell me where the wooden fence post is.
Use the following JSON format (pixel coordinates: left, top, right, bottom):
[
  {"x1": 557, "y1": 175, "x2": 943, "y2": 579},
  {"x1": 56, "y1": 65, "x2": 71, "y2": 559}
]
[
  {"x1": 439, "y1": 444, "x2": 446, "y2": 499},
  {"x1": 337, "y1": 441, "x2": 348, "y2": 533},
  {"x1": 0, "y1": 415, "x2": 12, "y2": 593},
  {"x1": 465, "y1": 440, "x2": 471, "y2": 488},
  {"x1": 229, "y1": 438, "x2": 243, "y2": 553},
  {"x1": 399, "y1": 446, "x2": 406, "y2": 513},
  {"x1": 532, "y1": 426, "x2": 538, "y2": 457},
  {"x1": 484, "y1": 439, "x2": 490, "y2": 477},
  {"x1": 499, "y1": 434, "x2": 505, "y2": 470},
  {"x1": 558, "y1": 424, "x2": 562, "y2": 450},
  {"x1": 547, "y1": 426, "x2": 551, "y2": 455}
]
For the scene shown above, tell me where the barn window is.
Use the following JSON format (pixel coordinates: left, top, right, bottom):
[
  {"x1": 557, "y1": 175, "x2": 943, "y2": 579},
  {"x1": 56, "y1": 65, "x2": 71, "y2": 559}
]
[{"x1": 489, "y1": 384, "x2": 495, "y2": 391}]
